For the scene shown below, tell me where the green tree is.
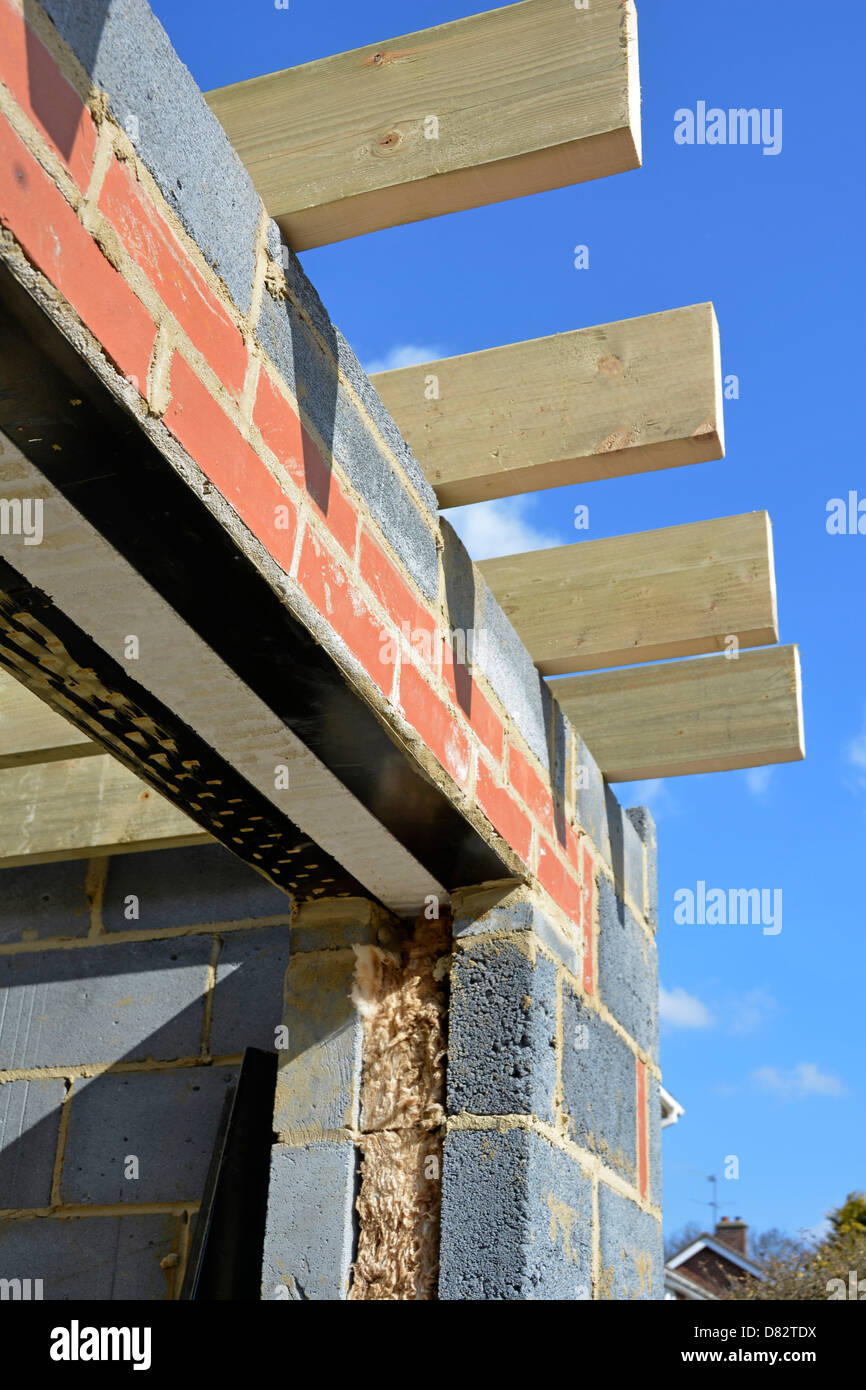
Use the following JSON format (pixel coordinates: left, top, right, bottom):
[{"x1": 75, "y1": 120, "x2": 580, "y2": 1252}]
[
  {"x1": 828, "y1": 1192, "x2": 866, "y2": 1239},
  {"x1": 729, "y1": 1215, "x2": 866, "y2": 1301}
]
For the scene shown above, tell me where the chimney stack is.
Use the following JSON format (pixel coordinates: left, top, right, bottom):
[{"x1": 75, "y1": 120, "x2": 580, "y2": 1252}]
[{"x1": 714, "y1": 1216, "x2": 748, "y2": 1258}]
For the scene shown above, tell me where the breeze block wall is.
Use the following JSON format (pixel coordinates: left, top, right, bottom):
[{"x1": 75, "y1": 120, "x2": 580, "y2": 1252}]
[
  {"x1": 0, "y1": 843, "x2": 291, "y2": 1298},
  {"x1": 0, "y1": 0, "x2": 663, "y2": 1298},
  {"x1": 438, "y1": 776, "x2": 661, "y2": 1300}
]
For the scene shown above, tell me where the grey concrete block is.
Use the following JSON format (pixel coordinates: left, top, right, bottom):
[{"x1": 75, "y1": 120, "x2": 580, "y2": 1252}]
[
  {"x1": 358, "y1": 444, "x2": 440, "y2": 601},
  {"x1": 332, "y1": 325, "x2": 440, "y2": 518},
  {"x1": 480, "y1": 574, "x2": 551, "y2": 768},
  {"x1": 440, "y1": 519, "x2": 551, "y2": 767},
  {"x1": 451, "y1": 889, "x2": 579, "y2": 975},
  {"x1": 256, "y1": 276, "x2": 302, "y2": 403},
  {"x1": 597, "y1": 877, "x2": 658, "y2": 1057},
  {"x1": 0, "y1": 1079, "x2": 66, "y2": 1208},
  {"x1": 289, "y1": 917, "x2": 382, "y2": 953},
  {"x1": 272, "y1": 951, "x2": 361, "y2": 1135},
  {"x1": 440, "y1": 512, "x2": 482, "y2": 633},
  {"x1": 598, "y1": 1182, "x2": 663, "y2": 1299},
  {"x1": 0, "y1": 860, "x2": 90, "y2": 943},
  {"x1": 0, "y1": 1212, "x2": 180, "y2": 1299},
  {"x1": 261, "y1": 1141, "x2": 357, "y2": 1300},
  {"x1": 102, "y1": 843, "x2": 291, "y2": 931},
  {"x1": 648, "y1": 1073, "x2": 662, "y2": 1210},
  {"x1": 448, "y1": 937, "x2": 557, "y2": 1123},
  {"x1": 258, "y1": 285, "x2": 331, "y2": 429},
  {"x1": 607, "y1": 788, "x2": 647, "y2": 915},
  {"x1": 258, "y1": 291, "x2": 439, "y2": 600},
  {"x1": 439, "y1": 1127, "x2": 592, "y2": 1300},
  {"x1": 548, "y1": 697, "x2": 570, "y2": 845},
  {"x1": 0, "y1": 936, "x2": 212, "y2": 1069},
  {"x1": 41, "y1": 0, "x2": 261, "y2": 313},
  {"x1": 267, "y1": 223, "x2": 333, "y2": 345},
  {"x1": 575, "y1": 735, "x2": 609, "y2": 859},
  {"x1": 561, "y1": 986, "x2": 636, "y2": 1184},
  {"x1": 289, "y1": 897, "x2": 398, "y2": 954},
  {"x1": 263, "y1": 225, "x2": 439, "y2": 523},
  {"x1": 627, "y1": 805, "x2": 658, "y2": 930},
  {"x1": 210, "y1": 924, "x2": 289, "y2": 1055},
  {"x1": 61, "y1": 1066, "x2": 235, "y2": 1204}
]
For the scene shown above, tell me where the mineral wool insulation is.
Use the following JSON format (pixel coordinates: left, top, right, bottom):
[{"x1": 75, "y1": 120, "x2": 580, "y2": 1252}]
[{"x1": 348, "y1": 914, "x2": 450, "y2": 1300}]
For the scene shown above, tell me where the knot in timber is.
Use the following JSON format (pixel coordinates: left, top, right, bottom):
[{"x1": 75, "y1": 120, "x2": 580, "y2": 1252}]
[
  {"x1": 377, "y1": 129, "x2": 403, "y2": 153},
  {"x1": 363, "y1": 47, "x2": 414, "y2": 68},
  {"x1": 598, "y1": 353, "x2": 625, "y2": 379}
]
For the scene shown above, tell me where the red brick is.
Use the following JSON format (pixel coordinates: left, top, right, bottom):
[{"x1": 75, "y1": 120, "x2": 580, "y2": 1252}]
[
  {"x1": 0, "y1": 115, "x2": 153, "y2": 388},
  {"x1": 359, "y1": 531, "x2": 437, "y2": 659},
  {"x1": 564, "y1": 821, "x2": 581, "y2": 873},
  {"x1": 399, "y1": 660, "x2": 471, "y2": 787},
  {"x1": 100, "y1": 158, "x2": 247, "y2": 397},
  {"x1": 164, "y1": 356, "x2": 296, "y2": 571},
  {"x1": 509, "y1": 744, "x2": 554, "y2": 835},
  {"x1": 536, "y1": 838, "x2": 582, "y2": 926},
  {"x1": 442, "y1": 646, "x2": 504, "y2": 763},
  {"x1": 636, "y1": 1059, "x2": 648, "y2": 1199},
  {"x1": 0, "y1": 0, "x2": 97, "y2": 193},
  {"x1": 254, "y1": 369, "x2": 357, "y2": 556},
  {"x1": 297, "y1": 529, "x2": 392, "y2": 696},
  {"x1": 476, "y1": 759, "x2": 532, "y2": 864}
]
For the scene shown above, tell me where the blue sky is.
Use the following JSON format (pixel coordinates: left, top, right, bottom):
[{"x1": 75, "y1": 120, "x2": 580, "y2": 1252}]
[{"x1": 154, "y1": 0, "x2": 865, "y2": 1247}]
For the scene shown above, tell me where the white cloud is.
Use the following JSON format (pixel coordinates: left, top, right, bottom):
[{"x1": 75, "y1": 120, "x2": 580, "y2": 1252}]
[
  {"x1": 660, "y1": 985, "x2": 714, "y2": 1030},
  {"x1": 624, "y1": 778, "x2": 669, "y2": 812},
  {"x1": 752, "y1": 1062, "x2": 846, "y2": 1099},
  {"x1": 729, "y1": 987, "x2": 776, "y2": 1035},
  {"x1": 364, "y1": 343, "x2": 442, "y2": 375},
  {"x1": 847, "y1": 727, "x2": 866, "y2": 767},
  {"x1": 744, "y1": 766, "x2": 773, "y2": 796},
  {"x1": 441, "y1": 497, "x2": 560, "y2": 562},
  {"x1": 614, "y1": 776, "x2": 676, "y2": 819},
  {"x1": 845, "y1": 717, "x2": 866, "y2": 790}
]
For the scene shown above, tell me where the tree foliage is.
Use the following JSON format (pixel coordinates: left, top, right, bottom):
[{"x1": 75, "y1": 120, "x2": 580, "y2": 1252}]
[
  {"x1": 828, "y1": 1192, "x2": 866, "y2": 1239},
  {"x1": 729, "y1": 1195, "x2": 866, "y2": 1301},
  {"x1": 667, "y1": 1194, "x2": 866, "y2": 1300}
]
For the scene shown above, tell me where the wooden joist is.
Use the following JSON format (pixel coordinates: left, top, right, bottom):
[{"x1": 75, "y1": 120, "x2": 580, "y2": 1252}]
[
  {"x1": 0, "y1": 753, "x2": 208, "y2": 868},
  {"x1": 549, "y1": 646, "x2": 805, "y2": 782},
  {"x1": 0, "y1": 639, "x2": 803, "y2": 862},
  {"x1": 479, "y1": 512, "x2": 778, "y2": 676},
  {"x1": 0, "y1": 670, "x2": 96, "y2": 769},
  {"x1": 205, "y1": 0, "x2": 641, "y2": 250},
  {"x1": 371, "y1": 304, "x2": 723, "y2": 506}
]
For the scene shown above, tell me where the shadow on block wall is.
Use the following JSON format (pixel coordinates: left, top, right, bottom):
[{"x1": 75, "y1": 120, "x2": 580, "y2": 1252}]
[{"x1": 0, "y1": 841, "x2": 299, "y2": 1300}]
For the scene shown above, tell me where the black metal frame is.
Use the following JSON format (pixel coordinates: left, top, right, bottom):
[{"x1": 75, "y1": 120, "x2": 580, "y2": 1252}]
[{"x1": 0, "y1": 256, "x2": 509, "y2": 896}]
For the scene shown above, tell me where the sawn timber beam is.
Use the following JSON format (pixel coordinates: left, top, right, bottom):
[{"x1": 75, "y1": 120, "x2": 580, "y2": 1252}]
[
  {"x1": 0, "y1": 752, "x2": 209, "y2": 868},
  {"x1": 370, "y1": 303, "x2": 724, "y2": 506},
  {"x1": 549, "y1": 646, "x2": 805, "y2": 782},
  {"x1": 205, "y1": 0, "x2": 641, "y2": 250},
  {"x1": 479, "y1": 512, "x2": 778, "y2": 676}
]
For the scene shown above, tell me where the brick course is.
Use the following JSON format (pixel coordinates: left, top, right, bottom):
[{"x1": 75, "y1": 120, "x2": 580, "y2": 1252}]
[
  {"x1": 0, "y1": 0, "x2": 664, "y2": 1301},
  {"x1": 0, "y1": 0, "x2": 650, "y2": 932}
]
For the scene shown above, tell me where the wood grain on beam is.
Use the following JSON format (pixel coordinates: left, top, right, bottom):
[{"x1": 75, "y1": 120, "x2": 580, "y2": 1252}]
[
  {"x1": 205, "y1": 0, "x2": 641, "y2": 250},
  {"x1": 0, "y1": 753, "x2": 209, "y2": 867},
  {"x1": 0, "y1": 670, "x2": 96, "y2": 768},
  {"x1": 371, "y1": 303, "x2": 723, "y2": 506},
  {"x1": 549, "y1": 646, "x2": 804, "y2": 782},
  {"x1": 480, "y1": 512, "x2": 777, "y2": 676}
]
